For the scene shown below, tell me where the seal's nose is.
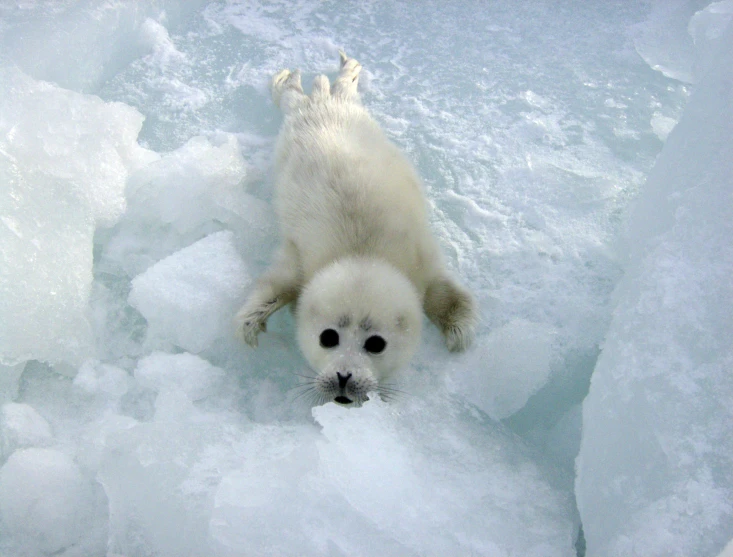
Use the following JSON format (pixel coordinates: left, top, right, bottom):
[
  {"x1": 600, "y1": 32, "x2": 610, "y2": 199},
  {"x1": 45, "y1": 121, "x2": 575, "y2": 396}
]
[
  {"x1": 336, "y1": 372, "x2": 352, "y2": 389},
  {"x1": 334, "y1": 372, "x2": 353, "y2": 404}
]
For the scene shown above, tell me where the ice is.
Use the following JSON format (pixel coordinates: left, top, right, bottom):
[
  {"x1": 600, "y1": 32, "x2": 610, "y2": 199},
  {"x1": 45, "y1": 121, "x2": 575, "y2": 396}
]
[
  {"x1": 650, "y1": 112, "x2": 678, "y2": 141},
  {"x1": 634, "y1": 0, "x2": 733, "y2": 84},
  {"x1": 688, "y1": 0, "x2": 733, "y2": 77},
  {"x1": 720, "y1": 539, "x2": 733, "y2": 557},
  {"x1": 98, "y1": 392, "x2": 246, "y2": 557},
  {"x1": 73, "y1": 360, "x2": 131, "y2": 400},
  {"x1": 0, "y1": 448, "x2": 96, "y2": 554},
  {"x1": 134, "y1": 351, "x2": 226, "y2": 402},
  {"x1": 1, "y1": 1, "x2": 208, "y2": 93},
  {"x1": 632, "y1": 0, "x2": 701, "y2": 83},
  {"x1": 0, "y1": 67, "x2": 155, "y2": 367},
  {"x1": 125, "y1": 135, "x2": 248, "y2": 237},
  {"x1": 2, "y1": 0, "x2": 731, "y2": 555},
  {"x1": 313, "y1": 398, "x2": 574, "y2": 556},
  {"x1": 0, "y1": 362, "x2": 26, "y2": 404},
  {"x1": 543, "y1": 404, "x2": 583, "y2": 470},
  {"x1": 128, "y1": 231, "x2": 250, "y2": 353},
  {"x1": 211, "y1": 396, "x2": 575, "y2": 557},
  {"x1": 447, "y1": 319, "x2": 555, "y2": 420},
  {"x1": 101, "y1": 133, "x2": 272, "y2": 279},
  {"x1": 0, "y1": 68, "x2": 154, "y2": 228},
  {"x1": 576, "y1": 13, "x2": 733, "y2": 557},
  {"x1": 0, "y1": 403, "x2": 53, "y2": 461}
]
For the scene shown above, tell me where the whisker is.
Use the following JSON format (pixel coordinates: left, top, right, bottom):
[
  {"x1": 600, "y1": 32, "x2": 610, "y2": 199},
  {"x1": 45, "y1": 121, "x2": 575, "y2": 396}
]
[
  {"x1": 377, "y1": 388, "x2": 403, "y2": 398},
  {"x1": 376, "y1": 383, "x2": 411, "y2": 403},
  {"x1": 317, "y1": 392, "x2": 329, "y2": 407},
  {"x1": 287, "y1": 381, "x2": 317, "y2": 393},
  {"x1": 378, "y1": 383, "x2": 410, "y2": 395},
  {"x1": 287, "y1": 370, "x2": 319, "y2": 380},
  {"x1": 378, "y1": 385, "x2": 410, "y2": 396},
  {"x1": 292, "y1": 386, "x2": 318, "y2": 402}
]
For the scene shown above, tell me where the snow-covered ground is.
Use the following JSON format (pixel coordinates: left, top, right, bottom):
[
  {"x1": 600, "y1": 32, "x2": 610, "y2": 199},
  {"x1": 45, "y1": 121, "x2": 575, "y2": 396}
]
[{"x1": 0, "y1": 1, "x2": 731, "y2": 556}]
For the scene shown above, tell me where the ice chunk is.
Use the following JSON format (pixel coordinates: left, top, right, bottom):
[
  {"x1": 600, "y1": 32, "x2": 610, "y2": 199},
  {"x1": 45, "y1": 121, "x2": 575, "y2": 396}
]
[
  {"x1": 650, "y1": 112, "x2": 678, "y2": 141},
  {"x1": 0, "y1": 448, "x2": 95, "y2": 554},
  {"x1": 634, "y1": 0, "x2": 733, "y2": 83},
  {"x1": 98, "y1": 408, "x2": 246, "y2": 557},
  {"x1": 125, "y1": 135, "x2": 248, "y2": 235},
  {"x1": 315, "y1": 398, "x2": 574, "y2": 556},
  {"x1": 688, "y1": 1, "x2": 733, "y2": 78},
  {"x1": 0, "y1": 403, "x2": 53, "y2": 461},
  {"x1": 0, "y1": 68, "x2": 155, "y2": 227},
  {"x1": 212, "y1": 397, "x2": 576, "y2": 557},
  {"x1": 73, "y1": 360, "x2": 131, "y2": 400},
  {"x1": 633, "y1": 0, "x2": 699, "y2": 83},
  {"x1": 128, "y1": 231, "x2": 250, "y2": 353},
  {"x1": 104, "y1": 134, "x2": 273, "y2": 279},
  {"x1": 210, "y1": 424, "x2": 356, "y2": 557},
  {"x1": 0, "y1": 68, "x2": 155, "y2": 367},
  {"x1": 0, "y1": 149, "x2": 94, "y2": 366},
  {"x1": 134, "y1": 351, "x2": 226, "y2": 402},
  {"x1": 577, "y1": 20, "x2": 733, "y2": 557},
  {"x1": 139, "y1": 18, "x2": 187, "y2": 69},
  {"x1": 447, "y1": 319, "x2": 554, "y2": 420}
]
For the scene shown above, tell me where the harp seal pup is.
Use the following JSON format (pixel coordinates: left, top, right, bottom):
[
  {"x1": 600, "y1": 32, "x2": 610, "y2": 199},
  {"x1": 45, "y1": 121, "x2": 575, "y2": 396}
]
[{"x1": 236, "y1": 52, "x2": 477, "y2": 405}]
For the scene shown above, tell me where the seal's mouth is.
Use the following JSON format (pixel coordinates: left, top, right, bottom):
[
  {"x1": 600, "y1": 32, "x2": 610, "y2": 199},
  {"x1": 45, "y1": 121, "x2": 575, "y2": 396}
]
[{"x1": 334, "y1": 395, "x2": 353, "y2": 405}]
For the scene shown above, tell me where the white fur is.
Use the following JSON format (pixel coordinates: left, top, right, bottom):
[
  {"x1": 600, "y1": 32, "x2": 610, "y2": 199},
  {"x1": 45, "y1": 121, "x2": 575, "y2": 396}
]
[
  {"x1": 296, "y1": 257, "x2": 422, "y2": 404},
  {"x1": 236, "y1": 52, "x2": 476, "y2": 404}
]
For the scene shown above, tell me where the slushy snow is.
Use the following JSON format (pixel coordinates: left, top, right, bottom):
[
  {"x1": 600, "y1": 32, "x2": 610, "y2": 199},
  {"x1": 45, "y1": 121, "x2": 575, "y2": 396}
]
[{"x1": 0, "y1": 1, "x2": 730, "y2": 556}]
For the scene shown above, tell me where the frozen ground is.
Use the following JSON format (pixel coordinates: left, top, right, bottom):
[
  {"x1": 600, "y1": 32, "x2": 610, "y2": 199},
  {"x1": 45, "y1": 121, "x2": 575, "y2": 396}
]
[{"x1": 0, "y1": 1, "x2": 731, "y2": 556}]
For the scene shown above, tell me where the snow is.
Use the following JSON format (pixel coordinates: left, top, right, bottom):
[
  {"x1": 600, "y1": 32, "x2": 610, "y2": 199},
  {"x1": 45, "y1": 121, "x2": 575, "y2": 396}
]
[{"x1": 0, "y1": 0, "x2": 730, "y2": 555}]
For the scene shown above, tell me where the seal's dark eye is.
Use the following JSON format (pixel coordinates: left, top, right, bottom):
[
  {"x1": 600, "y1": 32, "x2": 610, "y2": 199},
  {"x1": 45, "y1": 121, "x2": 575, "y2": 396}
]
[
  {"x1": 364, "y1": 335, "x2": 386, "y2": 354},
  {"x1": 319, "y1": 329, "x2": 339, "y2": 348}
]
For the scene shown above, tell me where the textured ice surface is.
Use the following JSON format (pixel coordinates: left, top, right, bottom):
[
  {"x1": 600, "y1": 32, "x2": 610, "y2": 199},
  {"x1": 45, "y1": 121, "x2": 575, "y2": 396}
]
[
  {"x1": 0, "y1": 67, "x2": 155, "y2": 366},
  {"x1": 0, "y1": 1, "x2": 208, "y2": 93},
  {"x1": 211, "y1": 397, "x2": 575, "y2": 557},
  {"x1": 128, "y1": 231, "x2": 250, "y2": 353},
  {"x1": 0, "y1": 448, "x2": 96, "y2": 554},
  {"x1": 134, "y1": 351, "x2": 227, "y2": 401},
  {"x1": 447, "y1": 319, "x2": 554, "y2": 420},
  {"x1": 576, "y1": 15, "x2": 733, "y2": 557},
  {"x1": 634, "y1": 0, "x2": 733, "y2": 84},
  {"x1": 0, "y1": 403, "x2": 53, "y2": 461},
  {"x1": 0, "y1": 0, "x2": 729, "y2": 555}
]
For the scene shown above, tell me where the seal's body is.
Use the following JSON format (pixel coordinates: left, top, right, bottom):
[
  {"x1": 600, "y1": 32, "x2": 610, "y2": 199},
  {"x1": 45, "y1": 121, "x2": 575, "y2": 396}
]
[{"x1": 236, "y1": 53, "x2": 476, "y2": 405}]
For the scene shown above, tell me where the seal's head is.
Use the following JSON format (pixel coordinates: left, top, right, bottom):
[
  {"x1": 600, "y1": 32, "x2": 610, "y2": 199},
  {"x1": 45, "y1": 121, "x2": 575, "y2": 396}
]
[{"x1": 296, "y1": 257, "x2": 422, "y2": 405}]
